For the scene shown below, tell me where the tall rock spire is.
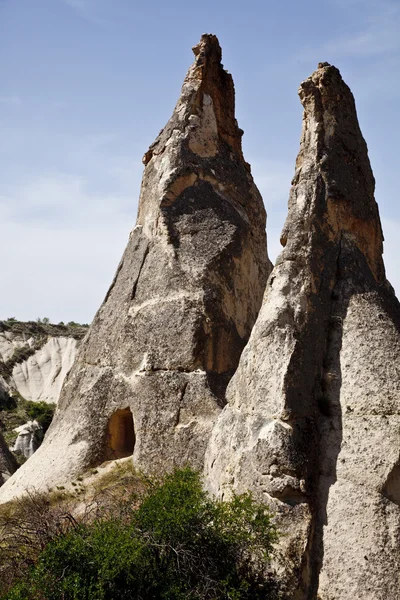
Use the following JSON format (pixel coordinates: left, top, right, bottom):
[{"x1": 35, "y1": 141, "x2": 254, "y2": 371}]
[
  {"x1": 0, "y1": 35, "x2": 270, "y2": 501},
  {"x1": 206, "y1": 63, "x2": 400, "y2": 598}
]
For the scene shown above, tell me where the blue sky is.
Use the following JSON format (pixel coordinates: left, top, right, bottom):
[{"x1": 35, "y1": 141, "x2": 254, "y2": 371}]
[{"x1": 1, "y1": 0, "x2": 399, "y2": 323}]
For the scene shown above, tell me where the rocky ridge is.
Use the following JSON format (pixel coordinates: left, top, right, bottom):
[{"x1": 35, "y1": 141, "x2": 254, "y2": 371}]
[
  {"x1": 0, "y1": 34, "x2": 270, "y2": 500},
  {"x1": 205, "y1": 62, "x2": 400, "y2": 599}
]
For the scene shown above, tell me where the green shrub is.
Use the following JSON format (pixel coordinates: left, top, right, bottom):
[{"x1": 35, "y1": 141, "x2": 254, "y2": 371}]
[
  {"x1": 25, "y1": 401, "x2": 55, "y2": 433},
  {"x1": 2, "y1": 469, "x2": 280, "y2": 599}
]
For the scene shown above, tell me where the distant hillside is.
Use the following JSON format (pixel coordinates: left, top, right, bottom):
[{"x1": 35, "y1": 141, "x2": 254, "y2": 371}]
[{"x1": 0, "y1": 319, "x2": 89, "y2": 464}]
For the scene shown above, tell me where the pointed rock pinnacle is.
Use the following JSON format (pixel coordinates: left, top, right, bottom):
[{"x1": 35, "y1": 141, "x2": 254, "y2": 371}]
[
  {"x1": 206, "y1": 63, "x2": 400, "y2": 599},
  {"x1": 0, "y1": 35, "x2": 271, "y2": 502}
]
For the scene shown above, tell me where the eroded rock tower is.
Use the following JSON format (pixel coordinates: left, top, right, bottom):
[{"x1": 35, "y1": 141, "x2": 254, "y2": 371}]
[
  {"x1": 0, "y1": 35, "x2": 270, "y2": 501},
  {"x1": 205, "y1": 63, "x2": 400, "y2": 599}
]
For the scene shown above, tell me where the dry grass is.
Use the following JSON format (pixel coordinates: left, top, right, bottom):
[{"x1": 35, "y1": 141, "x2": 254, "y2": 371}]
[{"x1": 0, "y1": 458, "x2": 149, "y2": 595}]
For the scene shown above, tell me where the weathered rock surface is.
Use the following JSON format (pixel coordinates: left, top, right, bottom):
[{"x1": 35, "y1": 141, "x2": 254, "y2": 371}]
[
  {"x1": 11, "y1": 337, "x2": 78, "y2": 404},
  {"x1": 12, "y1": 420, "x2": 43, "y2": 459},
  {"x1": 0, "y1": 321, "x2": 87, "y2": 404},
  {"x1": 205, "y1": 63, "x2": 400, "y2": 599},
  {"x1": 0, "y1": 35, "x2": 270, "y2": 501},
  {"x1": 0, "y1": 321, "x2": 87, "y2": 464},
  {"x1": 0, "y1": 431, "x2": 17, "y2": 487}
]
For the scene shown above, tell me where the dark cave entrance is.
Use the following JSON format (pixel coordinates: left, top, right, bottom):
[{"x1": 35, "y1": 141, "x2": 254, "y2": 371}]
[{"x1": 105, "y1": 407, "x2": 135, "y2": 460}]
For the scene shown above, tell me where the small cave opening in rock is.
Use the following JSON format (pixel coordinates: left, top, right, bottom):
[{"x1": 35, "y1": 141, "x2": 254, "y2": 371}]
[{"x1": 105, "y1": 407, "x2": 135, "y2": 460}]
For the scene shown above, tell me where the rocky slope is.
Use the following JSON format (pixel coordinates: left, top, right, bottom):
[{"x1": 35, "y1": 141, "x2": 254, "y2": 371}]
[
  {"x1": 0, "y1": 35, "x2": 270, "y2": 501},
  {"x1": 205, "y1": 63, "x2": 400, "y2": 599},
  {"x1": 0, "y1": 430, "x2": 17, "y2": 486},
  {"x1": 0, "y1": 320, "x2": 88, "y2": 470},
  {"x1": 0, "y1": 320, "x2": 87, "y2": 405}
]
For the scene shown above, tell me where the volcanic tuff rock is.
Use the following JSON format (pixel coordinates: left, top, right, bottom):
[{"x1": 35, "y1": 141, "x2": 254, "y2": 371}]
[
  {"x1": 0, "y1": 321, "x2": 87, "y2": 405},
  {"x1": 12, "y1": 420, "x2": 43, "y2": 459},
  {"x1": 0, "y1": 431, "x2": 17, "y2": 487},
  {"x1": 205, "y1": 63, "x2": 400, "y2": 599},
  {"x1": 0, "y1": 35, "x2": 270, "y2": 501},
  {"x1": 0, "y1": 321, "x2": 87, "y2": 467}
]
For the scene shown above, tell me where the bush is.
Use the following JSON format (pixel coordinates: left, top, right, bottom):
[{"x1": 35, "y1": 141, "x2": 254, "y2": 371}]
[
  {"x1": 25, "y1": 401, "x2": 55, "y2": 433},
  {"x1": 36, "y1": 317, "x2": 50, "y2": 324},
  {"x1": 2, "y1": 469, "x2": 280, "y2": 599}
]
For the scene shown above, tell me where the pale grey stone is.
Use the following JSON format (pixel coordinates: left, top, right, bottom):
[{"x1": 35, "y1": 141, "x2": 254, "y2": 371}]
[
  {"x1": 205, "y1": 63, "x2": 400, "y2": 599},
  {"x1": 0, "y1": 35, "x2": 270, "y2": 501},
  {"x1": 12, "y1": 420, "x2": 43, "y2": 459}
]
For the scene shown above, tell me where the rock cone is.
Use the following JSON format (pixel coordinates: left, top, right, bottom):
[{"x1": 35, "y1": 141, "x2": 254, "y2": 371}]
[
  {"x1": 0, "y1": 35, "x2": 270, "y2": 501},
  {"x1": 0, "y1": 431, "x2": 17, "y2": 487},
  {"x1": 205, "y1": 63, "x2": 400, "y2": 599}
]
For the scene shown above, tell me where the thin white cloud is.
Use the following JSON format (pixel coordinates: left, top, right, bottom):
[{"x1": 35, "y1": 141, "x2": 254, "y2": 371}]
[
  {"x1": 63, "y1": 0, "x2": 87, "y2": 10},
  {"x1": 0, "y1": 96, "x2": 22, "y2": 106},
  {"x1": 300, "y1": 0, "x2": 400, "y2": 60},
  {"x1": 0, "y1": 169, "x2": 141, "y2": 322},
  {"x1": 324, "y1": 22, "x2": 399, "y2": 58},
  {"x1": 62, "y1": 0, "x2": 110, "y2": 26},
  {"x1": 0, "y1": 217, "x2": 131, "y2": 324},
  {"x1": 1, "y1": 173, "x2": 134, "y2": 225}
]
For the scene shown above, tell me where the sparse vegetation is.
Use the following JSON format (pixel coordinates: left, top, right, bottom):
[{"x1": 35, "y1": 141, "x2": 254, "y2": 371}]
[
  {"x1": 0, "y1": 396, "x2": 55, "y2": 451},
  {"x1": 0, "y1": 319, "x2": 89, "y2": 458},
  {"x1": 0, "y1": 468, "x2": 281, "y2": 600},
  {"x1": 0, "y1": 318, "x2": 89, "y2": 341},
  {"x1": 0, "y1": 343, "x2": 40, "y2": 380},
  {"x1": 67, "y1": 320, "x2": 89, "y2": 328},
  {"x1": 25, "y1": 401, "x2": 55, "y2": 434},
  {"x1": 0, "y1": 393, "x2": 31, "y2": 448}
]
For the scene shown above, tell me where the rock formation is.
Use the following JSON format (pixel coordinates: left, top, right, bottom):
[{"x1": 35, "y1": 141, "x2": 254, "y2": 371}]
[
  {"x1": 205, "y1": 63, "x2": 400, "y2": 599},
  {"x1": 0, "y1": 34, "x2": 270, "y2": 502},
  {"x1": 12, "y1": 421, "x2": 43, "y2": 459},
  {"x1": 0, "y1": 431, "x2": 17, "y2": 487},
  {"x1": 11, "y1": 337, "x2": 78, "y2": 404},
  {"x1": 0, "y1": 321, "x2": 87, "y2": 405},
  {"x1": 0, "y1": 321, "x2": 87, "y2": 465}
]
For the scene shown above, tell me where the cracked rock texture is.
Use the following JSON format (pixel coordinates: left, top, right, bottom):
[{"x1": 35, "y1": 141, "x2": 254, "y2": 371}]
[
  {"x1": 0, "y1": 431, "x2": 17, "y2": 487},
  {"x1": 205, "y1": 63, "x2": 400, "y2": 599},
  {"x1": 0, "y1": 34, "x2": 270, "y2": 501}
]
